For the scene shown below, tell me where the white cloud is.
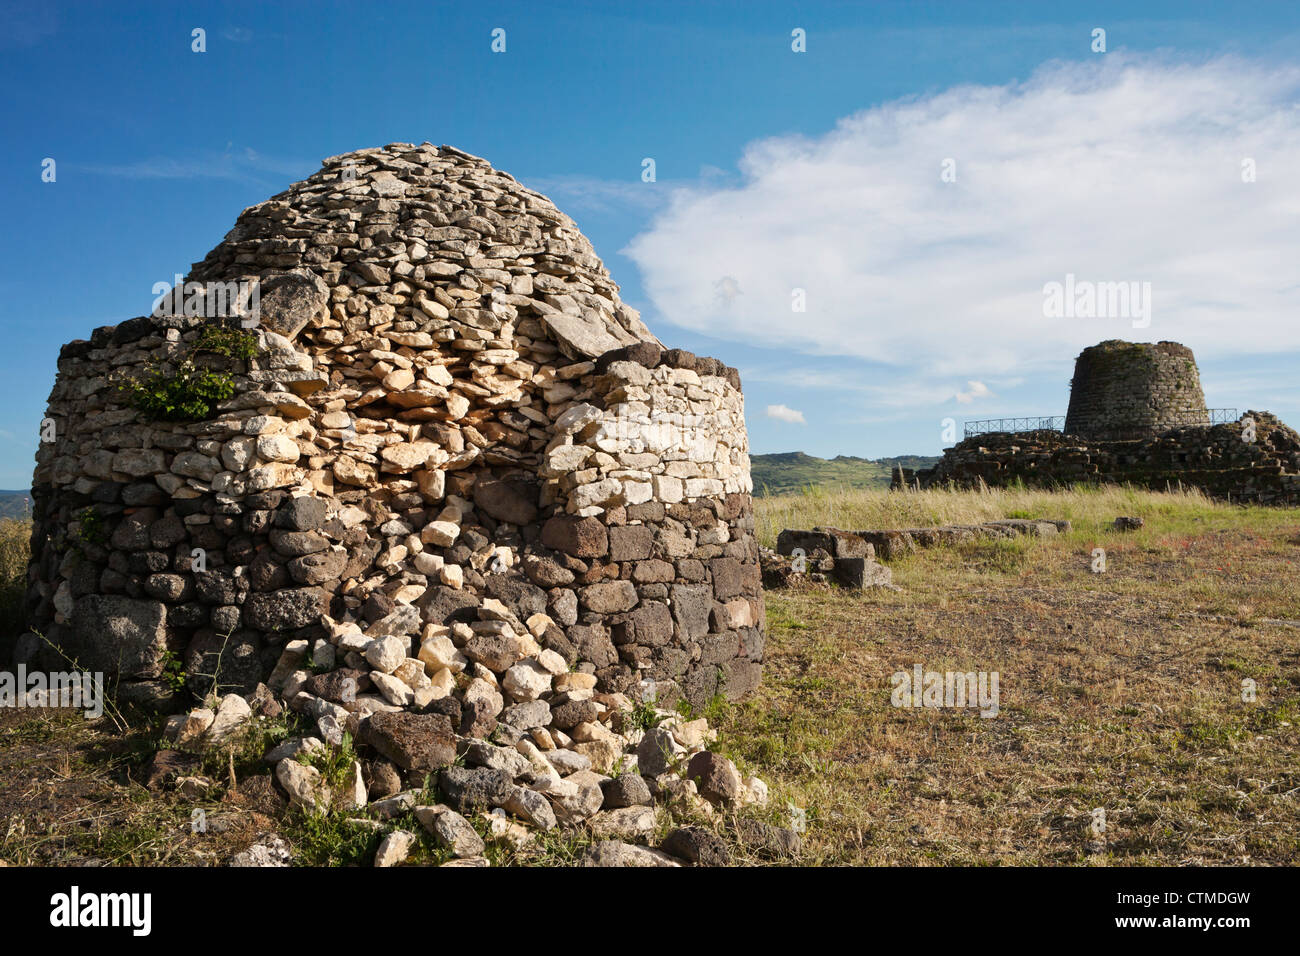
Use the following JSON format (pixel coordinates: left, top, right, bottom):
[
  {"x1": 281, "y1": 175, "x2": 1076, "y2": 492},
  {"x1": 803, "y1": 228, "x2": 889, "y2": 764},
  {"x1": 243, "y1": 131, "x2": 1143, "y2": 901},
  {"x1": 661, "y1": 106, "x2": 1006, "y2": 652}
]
[
  {"x1": 625, "y1": 55, "x2": 1300, "y2": 404},
  {"x1": 742, "y1": 365, "x2": 1023, "y2": 412},
  {"x1": 765, "y1": 403, "x2": 806, "y2": 424},
  {"x1": 954, "y1": 380, "x2": 993, "y2": 404}
]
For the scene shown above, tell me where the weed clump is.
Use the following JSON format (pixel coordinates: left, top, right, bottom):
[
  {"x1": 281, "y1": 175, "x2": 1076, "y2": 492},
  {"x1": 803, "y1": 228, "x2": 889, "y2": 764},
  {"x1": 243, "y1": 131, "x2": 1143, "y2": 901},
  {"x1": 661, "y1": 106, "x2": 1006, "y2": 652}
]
[{"x1": 115, "y1": 324, "x2": 259, "y2": 422}]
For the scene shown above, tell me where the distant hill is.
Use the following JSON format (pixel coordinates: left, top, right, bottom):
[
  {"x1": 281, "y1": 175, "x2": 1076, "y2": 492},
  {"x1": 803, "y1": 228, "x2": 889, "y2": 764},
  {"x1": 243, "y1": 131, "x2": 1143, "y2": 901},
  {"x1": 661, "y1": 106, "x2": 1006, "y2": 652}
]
[
  {"x1": 750, "y1": 452, "x2": 941, "y2": 497},
  {"x1": 0, "y1": 491, "x2": 32, "y2": 520}
]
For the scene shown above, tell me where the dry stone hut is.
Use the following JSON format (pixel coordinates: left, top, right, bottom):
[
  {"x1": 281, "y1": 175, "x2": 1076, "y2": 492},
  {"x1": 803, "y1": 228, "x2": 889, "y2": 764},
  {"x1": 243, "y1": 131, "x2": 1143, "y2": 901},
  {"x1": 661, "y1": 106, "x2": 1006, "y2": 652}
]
[{"x1": 26, "y1": 143, "x2": 763, "y2": 715}]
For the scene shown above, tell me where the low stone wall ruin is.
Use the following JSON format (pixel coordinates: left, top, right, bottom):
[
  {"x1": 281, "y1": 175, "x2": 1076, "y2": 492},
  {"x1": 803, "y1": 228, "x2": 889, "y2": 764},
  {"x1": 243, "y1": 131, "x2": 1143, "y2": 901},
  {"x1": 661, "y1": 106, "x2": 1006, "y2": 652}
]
[{"x1": 900, "y1": 413, "x2": 1300, "y2": 504}]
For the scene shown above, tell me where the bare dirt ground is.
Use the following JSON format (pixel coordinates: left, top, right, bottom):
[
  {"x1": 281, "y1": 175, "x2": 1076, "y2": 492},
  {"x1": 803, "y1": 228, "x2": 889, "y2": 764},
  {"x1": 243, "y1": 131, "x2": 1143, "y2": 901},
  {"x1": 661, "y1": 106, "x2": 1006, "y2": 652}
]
[{"x1": 0, "y1": 709, "x2": 280, "y2": 866}]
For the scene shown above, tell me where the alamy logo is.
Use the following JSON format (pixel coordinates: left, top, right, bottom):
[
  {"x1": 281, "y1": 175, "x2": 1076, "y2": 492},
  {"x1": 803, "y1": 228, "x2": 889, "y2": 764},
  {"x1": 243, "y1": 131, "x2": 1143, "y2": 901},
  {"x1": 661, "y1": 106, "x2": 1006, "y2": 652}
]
[
  {"x1": 0, "y1": 666, "x2": 103, "y2": 718},
  {"x1": 596, "y1": 405, "x2": 712, "y2": 456},
  {"x1": 151, "y1": 274, "x2": 261, "y2": 326},
  {"x1": 891, "y1": 664, "x2": 1000, "y2": 717},
  {"x1": 1043, "y1": 273, "x2": 1151, "y2": 328},
  {"x1": 49, "y1": 886, "x2": 151, "y2": 936}
]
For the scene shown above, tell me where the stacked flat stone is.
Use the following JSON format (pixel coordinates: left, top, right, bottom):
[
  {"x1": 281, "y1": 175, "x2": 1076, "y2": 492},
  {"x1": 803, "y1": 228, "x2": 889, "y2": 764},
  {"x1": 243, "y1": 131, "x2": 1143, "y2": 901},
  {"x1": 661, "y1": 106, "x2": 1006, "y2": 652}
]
[
  {"x1": 908, "y1": 412, "x2": 1300, "y2": 503},
  {"x1": 25, "y1": 143, "x2": 763, "y2": 715}
]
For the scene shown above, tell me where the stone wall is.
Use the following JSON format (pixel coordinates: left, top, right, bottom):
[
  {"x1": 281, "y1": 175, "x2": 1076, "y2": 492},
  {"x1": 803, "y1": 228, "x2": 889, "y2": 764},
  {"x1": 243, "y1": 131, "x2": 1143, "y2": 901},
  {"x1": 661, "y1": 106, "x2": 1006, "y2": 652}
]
[
  {"x1": 23, "y1": 143, "x2": 762, "y2": 714},
  {"x1": 1064, "y1": 340, "x2": 1209, "y2": 439},
  {"x1": 904, "y1": 412, "x2": 1300, "y2": 503}
]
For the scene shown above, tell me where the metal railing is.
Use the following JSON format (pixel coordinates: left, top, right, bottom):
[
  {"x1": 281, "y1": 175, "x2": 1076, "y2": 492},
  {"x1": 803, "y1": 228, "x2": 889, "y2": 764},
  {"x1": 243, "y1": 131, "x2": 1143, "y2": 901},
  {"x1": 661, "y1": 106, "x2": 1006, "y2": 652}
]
[
  {"x1": 1204, "y1": 408, "x2": 1241, "y2": 425},
  {"x1": 964, "y1": 417, "x2": 1064, "y2": 439},
  {"x1": 963, "y1": 409, "x2": 1239, "y2": 440}
]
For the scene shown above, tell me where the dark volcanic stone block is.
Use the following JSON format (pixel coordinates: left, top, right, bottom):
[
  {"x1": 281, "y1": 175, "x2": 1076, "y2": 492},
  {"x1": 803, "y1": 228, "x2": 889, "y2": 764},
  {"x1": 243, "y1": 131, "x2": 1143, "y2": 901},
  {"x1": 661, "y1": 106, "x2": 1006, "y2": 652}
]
[
  {"x1": 473, "y1": 477, "x2": 540, "y2": 525},
  {"x1": 363, "y1": 712, "x2": 456, "y2": 772},
  {"x1": 709, "y1": 557, "x2": 745, "y2": 600},
  {"x1": 568, "y1": 623, "x2": 617, "y2": 668},
  {"x1": 439, "y1": 766, "x2": 511, "y2": 813},
  {"x1": 243, "y1": 586, "x2": 327, "y2": 631},
  {"x1": 69, "y1": 595, "x2": 167, "y2": 680},
  {"x1": 831, "y1": 557, "x2": 892, "y2": 589},
  {"x1": 608, "y1": 525, "x2": 654, "y2": 562},
  {"x1": 670, "y1": 583, "x2": 712, "y2": 639},
  {"x1": 541, "y1": 515, "x2": 609, "y2": 558},
  {"x1": 277, "y1": 495, "x2": 328, "y2": 531}
]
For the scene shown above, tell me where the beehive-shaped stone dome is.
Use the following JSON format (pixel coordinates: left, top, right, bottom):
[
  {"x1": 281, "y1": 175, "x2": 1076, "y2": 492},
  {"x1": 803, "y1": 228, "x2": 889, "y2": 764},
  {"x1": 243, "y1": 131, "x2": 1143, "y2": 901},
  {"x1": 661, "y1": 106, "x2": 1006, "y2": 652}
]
[
  {"x1": 26, "y1": 143, "x2": 762, "y2": 716},
  {"x1": 1064, "y1": 340, "x2": 1209, "y2": 440},
  {"x1": 191, "y1": 143, "x2": 661, "y2": 361}
]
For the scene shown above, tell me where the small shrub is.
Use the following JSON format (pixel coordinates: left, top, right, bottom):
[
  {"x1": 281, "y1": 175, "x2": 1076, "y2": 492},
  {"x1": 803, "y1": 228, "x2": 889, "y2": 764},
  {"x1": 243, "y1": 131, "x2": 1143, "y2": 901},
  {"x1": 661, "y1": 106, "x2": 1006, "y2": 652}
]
[
  {"x1": 115, "y1": 324, "x2": 258, "y2": 422},
  {"x1": 117, "y1": 363, "x2": 239, "y2": 421},
  {"x1": 299, "y1": 731, "x2": 359, "y2": 793},
  {"x1": 289, "y1": 809, "x2": 386, "y2": 867},
  {"x1": 159, "y1": 649, "x2": 188, "y2": 695},
  {"x1": 194, "y1": 323, "x2": 259, "y2": 361},
  {"x1": 628, "y1": 698, "x2": 665, "y2": 732}
]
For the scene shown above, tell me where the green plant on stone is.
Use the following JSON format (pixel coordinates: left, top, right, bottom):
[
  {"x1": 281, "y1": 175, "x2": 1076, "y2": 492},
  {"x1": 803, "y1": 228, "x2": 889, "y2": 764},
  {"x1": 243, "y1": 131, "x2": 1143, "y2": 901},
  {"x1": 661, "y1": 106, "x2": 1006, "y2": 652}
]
[
  {"x1": 288, "y1": 806, "x2": 385, "y2": 867},
  {"x1": 702, "y1": 687, "x2": 731, "y2": 725},
  {"x1": 159, "y1": 649, "x2": 188, "y2": 695},
  {"x1": 629, "y1": 697, "x2": 665, "y2": 733},
  {"x1": 193, "y1": 323, "x2": 258, "y2": 361},
  {"x1": 116, "y1": 362, "x2": 238, "y2": 422},
  {"x1": 115, "y1": 323, "x2": 259, "y2": 422},
  {"x1": 75, "y1": 506, "x2": 108, "y2": 547},
  {"x1": 412, "y1": 773, "x2": 439, "y2": 805},
  {"x1": 299, "y1": 731, "x2": 358, "y2": 794},
  {"x1": 675, "y1": 689, "x2": 731, "y2": 725}
]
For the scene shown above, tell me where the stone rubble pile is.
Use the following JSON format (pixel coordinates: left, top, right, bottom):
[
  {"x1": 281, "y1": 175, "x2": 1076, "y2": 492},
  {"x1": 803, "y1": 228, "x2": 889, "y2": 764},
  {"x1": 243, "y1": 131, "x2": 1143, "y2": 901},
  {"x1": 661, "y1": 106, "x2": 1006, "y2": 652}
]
[{"x1": 163, "y1": 595, "x2": 780, "y2": 866}]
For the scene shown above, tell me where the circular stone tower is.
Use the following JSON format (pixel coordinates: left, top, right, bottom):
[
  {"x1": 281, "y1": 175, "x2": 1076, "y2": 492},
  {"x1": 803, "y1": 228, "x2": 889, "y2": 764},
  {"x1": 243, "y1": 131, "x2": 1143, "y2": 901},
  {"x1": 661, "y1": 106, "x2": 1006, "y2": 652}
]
[
  {"x1": 1063, "y1": 340, "x2": 1209, "y2": 440},
  {"x1": 26, "y1": 143, "x2": 762, "y2": 714}
]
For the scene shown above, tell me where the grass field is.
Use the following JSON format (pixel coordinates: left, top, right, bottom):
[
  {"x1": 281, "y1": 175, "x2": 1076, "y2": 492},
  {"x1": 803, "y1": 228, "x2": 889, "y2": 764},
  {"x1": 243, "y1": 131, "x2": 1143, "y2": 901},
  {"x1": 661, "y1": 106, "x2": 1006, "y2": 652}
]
[
  {"x1": 723, "y1": 484, "x2": 1300, "y2": 864},
  {"x1": 2, "y1": 485, "x2": 1298, "y2": 865}
]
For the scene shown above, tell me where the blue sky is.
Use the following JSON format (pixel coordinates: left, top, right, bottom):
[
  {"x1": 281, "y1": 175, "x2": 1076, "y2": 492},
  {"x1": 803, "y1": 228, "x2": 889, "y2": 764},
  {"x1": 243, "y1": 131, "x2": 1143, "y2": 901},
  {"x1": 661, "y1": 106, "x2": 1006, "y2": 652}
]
[{"x1": 4, "y1": 1, "x2": 1300, "y2": 489}]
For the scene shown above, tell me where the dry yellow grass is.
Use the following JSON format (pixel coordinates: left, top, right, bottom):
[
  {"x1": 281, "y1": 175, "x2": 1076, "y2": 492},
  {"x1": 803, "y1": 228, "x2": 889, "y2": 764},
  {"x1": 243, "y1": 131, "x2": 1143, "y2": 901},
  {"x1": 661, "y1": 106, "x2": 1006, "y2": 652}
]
[
  {"x1": 711, "y1": 486, "x2": 1300, "y2": 865},
  {"x1": 753, "y1": 482, "x2": 1280, "y2": 549},
  {"x1": 0, "y1": 518, "x2": 30, "y2": 640}
]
